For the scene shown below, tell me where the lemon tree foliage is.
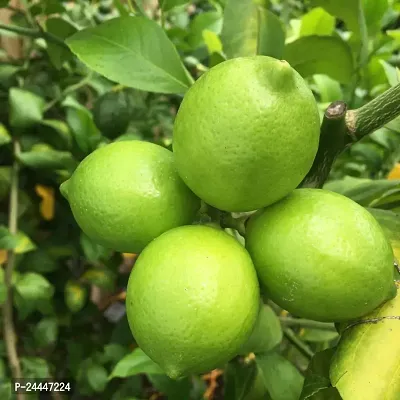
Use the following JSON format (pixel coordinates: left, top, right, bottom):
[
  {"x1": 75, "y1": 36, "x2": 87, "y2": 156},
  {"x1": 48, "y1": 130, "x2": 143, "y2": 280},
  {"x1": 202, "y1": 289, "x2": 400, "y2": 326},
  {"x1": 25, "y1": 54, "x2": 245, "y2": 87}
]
[{"x1": 0, "y1": 0, "x2": 400, "y2": 399}]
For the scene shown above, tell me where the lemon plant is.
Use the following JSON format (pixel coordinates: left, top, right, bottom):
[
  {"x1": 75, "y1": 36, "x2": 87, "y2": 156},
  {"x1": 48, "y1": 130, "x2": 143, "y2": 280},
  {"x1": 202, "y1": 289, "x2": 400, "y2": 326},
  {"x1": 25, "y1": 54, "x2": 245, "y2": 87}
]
[{"x1": 1, "y1": 1, "x2": 400, "y2": 400}]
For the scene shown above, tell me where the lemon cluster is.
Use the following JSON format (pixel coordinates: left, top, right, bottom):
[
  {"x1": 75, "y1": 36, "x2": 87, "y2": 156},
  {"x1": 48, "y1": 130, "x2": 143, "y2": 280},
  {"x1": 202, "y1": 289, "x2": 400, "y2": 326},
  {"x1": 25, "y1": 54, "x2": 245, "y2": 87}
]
[{"x1": 61, "y1": 56, "x2": 396, "y2": 379}]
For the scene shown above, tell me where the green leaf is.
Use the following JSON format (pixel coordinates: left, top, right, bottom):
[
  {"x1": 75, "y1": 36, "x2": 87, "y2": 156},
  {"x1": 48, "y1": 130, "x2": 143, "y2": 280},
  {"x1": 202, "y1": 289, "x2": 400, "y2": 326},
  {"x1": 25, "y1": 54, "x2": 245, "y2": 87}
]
[
  {"x1": 363, "y1": 0, "x2": 389, "y2": 36},
  {"x1": 300, "y1": 329, "x2": 339, "y2": 343},
  {"x1": 113, "y1": 0, "x2": 129, "y2": 17},
  {"x1": 0, "y1": 124, "x2": 11, "y2": 147},
  {"x1": 222, "y1": 0, "x2": 285, "y2": 59},
  {"x1": 350, "y1": 142, "x2": 385, "y2": 170},
  {"x1": 300, "y1": 348, "x2": 341, "y2": 400},
  {"x1": 33, "y1": 317, "x2": 58, "y2": 347},
  {"x1": 224, "y1": 359, "x2": 259, "y2": 400},
  {"x1": 284, "y1": 36, "x2": 354, "y2": 84},
  {"x1": 9, "y1": 88, "x2": 45, "y2": 129},
  {"x1": 31, "y1": 0, "x2": 65, "y2": 16},
  {"x1": 314, "y1": 75, "x2": 343, "y2": 103},
  {"x1": 87, "y1": 363, "x2": 109, "y2": 392},
  {"x1": 0, "y1": 225, "x2": 18, "y2": 250},
  {"x1": 109, "y1": 348, "x2": 164, "y2": 379},
  {"x1": 17, "y1": 144, "x2": 77, "y2": 170},
  {"x1": 45, "y1": 18, "x2": 77, "y2": 69},
  {"x1": 161, "y1": 0, "x2": 188, "y2": 12},
  {"x1": 309, "y1": 0, "x2": 361, "y2": 34},
  {"x1": 256, "y1": 352, "x2": 304, "y2": 400},
  {"x1": 15, "y1": 272, "x2": 54, "y2": 302},
  {"x1": 65, "y1": 280, "x2": 88, "y2": 313},
  {"x1": 324, "y1": 178, "x2": 400, "y2": 206},
  {"x1": 0, "y1": 381, "x2": 12, "y2": 400},
  {"x1": 22, "y1": 249, "x2": 58, "y2": 273},
  {"x1": 148, "y1": 374, "x2": 192, "y2": 399},
  {"x1": 369, "y1": 128, "x2": 400, "y2": 151},
  {"x1": 80, "y1": 233, "x2": 113, "y2": 263},
  {"x1": 367, "y1": 208, "x2": 400, "y2": 260},
  {"x1": 66, "y1": 16, "x2": 193, "y2": 94},
  {"x1": 65, "y1": 106, "x2": 101, "y2": 154},
  {"x1": 81, "y1": 268, "x2": 116, "y2": 291},
  {"x1": 330, "y1": 284, "x2": 400, "y2": 399},
  {"x1": 40, "y1": 119, "x2": 72, "y2": 149},
  {"x1": 300, "y1": 7, "x2": 335, "y2": 37},
  {"x1": 111, "y1": 376, "x2": 143, "y2": 400},
  {"x1": 103, "y1": 344, "x2": 129, "y2": 366},
  {"x1": 187, "y1": 11, "x2": 223, "y2": 50},
  {"x1": 238, "y1": 304, "x2": 282, "y2": 355},
  {"x1": 21, "y1": 357, "x2": 50, "y2": 378},
  {"x1": 310, "y1": 0, "x2": 368, "y2": 64},
  {"x1": 379, "y1": 60, "x2": 400, "y2": 86}
]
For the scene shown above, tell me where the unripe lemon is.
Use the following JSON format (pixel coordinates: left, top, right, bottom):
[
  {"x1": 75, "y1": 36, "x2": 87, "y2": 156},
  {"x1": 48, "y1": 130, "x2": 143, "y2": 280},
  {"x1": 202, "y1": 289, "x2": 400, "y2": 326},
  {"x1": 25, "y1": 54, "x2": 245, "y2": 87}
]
[
  {"x1": 126, "y1": 225, "x2": 260, "y2": 379},
  {"x1": 173, "y1": 56, "x2": 320, "y2": 212},
  {"x1": 246, "y1": 189, "x2": 397, "y2": 322},
  {"x1": 60, "y1": 141, "x2": 200, "y2": 253}
]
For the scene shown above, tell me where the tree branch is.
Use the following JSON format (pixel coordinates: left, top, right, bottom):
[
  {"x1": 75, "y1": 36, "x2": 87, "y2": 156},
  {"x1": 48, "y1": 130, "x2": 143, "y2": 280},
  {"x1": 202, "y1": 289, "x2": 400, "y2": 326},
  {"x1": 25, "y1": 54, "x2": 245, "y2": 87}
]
[
  {"x1": 3, "y1": 140, "x2": 24, "y2": 400},
  {"x1": 302, "y1": 83, "x2": 400, "y2": 188},
  {"x1": 0, "y1": 23, "x2": 69, "y2": 50},
  {"x1": 346, "y1": 84, "x2": 400, "y2": 140}
]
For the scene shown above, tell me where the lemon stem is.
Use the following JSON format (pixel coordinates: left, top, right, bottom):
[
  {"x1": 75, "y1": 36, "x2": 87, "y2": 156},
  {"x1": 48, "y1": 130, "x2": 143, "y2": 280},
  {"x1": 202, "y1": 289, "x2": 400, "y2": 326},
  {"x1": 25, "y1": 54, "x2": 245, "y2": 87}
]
[
  {"x1": 283, "y1": 328, "x2": 314, "y2": 360},
  {"x1": 279, "y1": 317, "x2": 337, "y2": 332},
  {"x1": 301, "y1": 83, "x2": 400, "y2": 188},
  {"x1": 2, "y1": 139, "x2": 24, "y2": 400}
]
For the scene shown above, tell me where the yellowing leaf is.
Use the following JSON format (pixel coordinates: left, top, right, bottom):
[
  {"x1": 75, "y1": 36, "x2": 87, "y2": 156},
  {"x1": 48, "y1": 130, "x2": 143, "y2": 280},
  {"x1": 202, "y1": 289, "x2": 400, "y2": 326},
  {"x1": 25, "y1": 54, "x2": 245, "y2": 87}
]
[
  {"x1": 35, "y1": 185, "x2": 55, "y2": 220},
  {"x1": 388, "y1": 163, "x2": 400, "y2": 180},
  {"x1": 14, "y1": 232, "x2": 36, "y2": 254},
  {"x1": 330, "y1": 281, "x2": 400, "y2": 400},
  {"x1": 65, "y1": 280, "x2": 87, "y2": 313}
]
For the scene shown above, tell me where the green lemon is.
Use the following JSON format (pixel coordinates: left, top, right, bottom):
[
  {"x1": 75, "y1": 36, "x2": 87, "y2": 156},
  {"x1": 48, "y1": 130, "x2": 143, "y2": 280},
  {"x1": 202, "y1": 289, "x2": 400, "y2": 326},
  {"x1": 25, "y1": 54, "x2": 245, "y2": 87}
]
[
  {"x1": 246, "y1": 189, "x2": 397, "y2": 322},
  {"x1": 173, "y1": 56, "x2": 320, "y2": 212},
  {"x1": 126, "y1": 225, "x2": 260, "y2": 379},
  {"x1": 60, "y1": 141, "x2": 200, "y2": 253},
  {"x1": 93, "y1": 90, "x2": 133, "y2": 138}
]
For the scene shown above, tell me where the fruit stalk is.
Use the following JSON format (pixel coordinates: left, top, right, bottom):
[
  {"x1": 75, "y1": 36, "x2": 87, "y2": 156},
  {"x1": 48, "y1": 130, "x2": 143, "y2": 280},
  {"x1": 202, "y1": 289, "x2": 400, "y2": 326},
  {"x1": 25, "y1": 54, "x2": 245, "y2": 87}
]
[
  {"x1": 279, "y1": 317, "x2": 337, "y2": 332},
  {"x1": 283, "y1": 328, "x2": 314, "y2": 360},
  {"x1": 2, "y1": 140, "x2": 24, "y2": 399},
  {"x1": 302, "y1": 83, "x2": 400, "y2": 188}
]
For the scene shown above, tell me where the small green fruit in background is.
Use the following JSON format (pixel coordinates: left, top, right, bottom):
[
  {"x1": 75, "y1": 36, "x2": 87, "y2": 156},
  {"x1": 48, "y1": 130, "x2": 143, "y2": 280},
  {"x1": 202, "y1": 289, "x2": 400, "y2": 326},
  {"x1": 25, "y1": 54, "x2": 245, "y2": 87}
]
[
  {"x1": 93, "y1": 90, "x2": 133, "y2": 138},
  {"x1": 126, "y1": 225, "x2": 260, "y2": 379},
  {"x1": 60, "y1": 141, "x2": 200, "y2": 253},
  {"x1": 246, "y1": 189, "x2": 397, "y2": 322},
  {"x1": 173, "y1": 55, "x2": 320, "y2": 212}
]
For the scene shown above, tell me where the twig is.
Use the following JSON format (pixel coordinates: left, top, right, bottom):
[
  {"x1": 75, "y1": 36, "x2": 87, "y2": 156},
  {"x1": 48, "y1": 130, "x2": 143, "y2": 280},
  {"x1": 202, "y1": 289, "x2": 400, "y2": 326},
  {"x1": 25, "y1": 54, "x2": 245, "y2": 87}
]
[
  {"x1": 3, "y1": 140, "x2": 24, "y2": 400},
  {"x1": 279, "y1": 317, "x2": 337, "y2": 332},
  {"x1": 44, "y1": 72, "x2": 94, "y2": 112},
  {"x1": 0, "y1": 23, "x2": 69, "y2": 50},
  {"x1": 283, "y1": 328, "x2": 314, "y2": 360},
  {"x1": 302, "y1": 83, "x2": 400, "y2": 188}
]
